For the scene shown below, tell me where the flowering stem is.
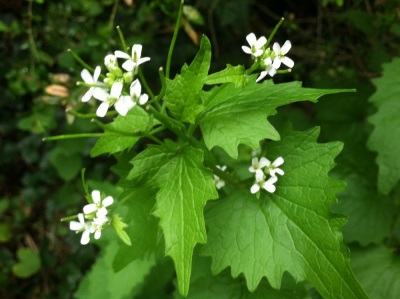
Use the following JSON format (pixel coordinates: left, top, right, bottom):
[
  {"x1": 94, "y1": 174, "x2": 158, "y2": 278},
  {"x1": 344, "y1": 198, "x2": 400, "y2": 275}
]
[
  {"x1": 165, "y1": 0, "x2": 185, "y2": 79},
  {"x1": 157, "y1": 67, "x2": 167, "y2": 112},
  {"x1": 60, "y1": 215, "x2": 78, "y2": 222},
  {"x1": 68, "y1": 49, "x2": 94, "y2": 73},
  {"x1": 116, "y1": 25, "x2": 128, "y2": 52},
  {"x1": 265, "y1": 17, "x2": 284, "y2": 48},
  {"x1": 245, "y1": 61, "x2": 260, "y2": 75},
  {"x1": 66, "y1": 109, "x2": 117, "y2": 119},
  {"x1": 42, "y1": 133, "x2": 103, "y2": 141},
  {"x1": 81, "y1": 168, "x2": 90, "y2": 200}
]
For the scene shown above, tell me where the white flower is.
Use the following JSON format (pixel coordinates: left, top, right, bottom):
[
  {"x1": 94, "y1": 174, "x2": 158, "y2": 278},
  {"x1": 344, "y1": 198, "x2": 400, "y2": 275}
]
[
  {"x1": 69, "y1": 213, "x2": 91, "y2": 245},
  {"x1": 130, "y1": 79, "x2": 149, "y2": 106},
  {"x1": 80, "y1": 66, "x2": 102, "y2": 102},
  {"x1": 93, "y1": 81, "x2": 134, "y2": 117},
  {"x1": 266, "y1": 156, "x2": 285, "y2": 177},
  {"x1": 256, "y1": 57, "x2": 277, "y2": 82},
  {"x1": 272, "y1": 40, "x2": 294, "y2": 69},
  {"x1": 242, "y1": 33, "x2": 267, "y2": 58},
  {"x1": 249, "y1": 157, "x2": 269, "y2": 175},
  {"x1": 89, "y1": 215, "x2": 110, "y2": 240},
  {"x1": 250, "y1": 172, "x2": 278, "y2": 194},
  {"x1": 83, "y1": 190, "x2": 114, "y2": 218},
  {"x1": 114, "y1": 44, "x2": 150, "y2": 73},
  {"x1": 104, "y1": 54, "x2": 119, "y2": 71},
  {"x1": 214, "y1": 165, "x2": 227, "y2": 190}
]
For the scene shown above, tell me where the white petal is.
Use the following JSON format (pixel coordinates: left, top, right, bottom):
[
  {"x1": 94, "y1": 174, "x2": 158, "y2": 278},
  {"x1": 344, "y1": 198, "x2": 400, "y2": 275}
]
[
  {"x1": 256, "y1": 71, "x2": 268, "y2": 83},
  {"x1": 242, "y1": 46, "x2": 252, "y2": 54},
  {"x1": 250, "y1": 183, "x2": 260, "y2": 194},
  {"x1": 281, "y1": 57, "x2": 294, "y2": 68},
  {"x1": 110, "y1": 82, "x2": 123, "y2": 98},
  {"x1": 78, "y1": 213, "x2": 85, "y2": 224},
  {"x1": 255, "y1": 171, "x2": 264, "y2": 182},
  {"x1": 83, "y1": 203, "x2": 97, "y2": 214},
  {"x1": 114, "y1": 50, "x2": 130, "y2": 59},
  {"x1": 268, "y1": 67, "x2": 277, "y2": 77},
  {"x1": 96, "y1": 102, "x2": 110, "y2": 117},
  {"x1": 121, "y1": 60, "x2": 134, "y2": 72},
  {"x1": 246, "y1": 33, "x2": 256, "y2": 46},
  {"x1": 102, "y1": 196, "x2": 114, "y2": 207},
  {"x1": 259, "y1": 157, "x2": 270, "y2": 168},
  {"x1": 115, "y1": 98, "x2": 129, "y2": 116},
  {"x1": 80, "y1": 230, "x2": 91, "y2": 245},
  {"x1": 130, "y1": 79, "x2": 141, "y2": 97},
  {"x1": 273, "y1": 157, "x2": 284, "y2": 167},
  {"x1": 251, "y1": 157, "x2": 258, "y2": 166},
  {"x1": 132, "y1": 44, "x2": 143, "y2": 58},
  {"x1": 274, "y1": 168, "x2": 285, "y2": 176},
  {"x1": 94, "y1": 230, "x2": 101, "y2": 240},
  {"x1": 139, "y1": 94, "x2": 148, "y2": 105},
  {"x1": 92, "y1": 88, "x2": 109, "y2": 101},
  {"x1": 69, "y1": 221, "x2": 83, "y2": 231},
  {"x1": 272, "y1": 42, "x2": 281, "y2": 54},
  {"x1": 263, "y1": 182, "x2": 276, "y2": 193},
  {"x1": 91, "y1": 190, "x2": 101, "y2": 204},
  {"x1": 255, "y1": 36, "x2": 267, "y2": 48},
  {"x1": 253, "y1": 49, "x2": 264, "y2": 57},
  {"x1": 81, "y1": 87, "x2": 94, "y2": 102},
  {"x1": 96, "y1": 207, "x2": 108, "y2": 217},
  {"x1": 264, "y1": 57, "x2": 273, "y2": 66},
  {"x1": 216, "y1": 180, "x2": 225, "y2": 189},
  {"x1": 137, "y1": 57, "x2": 150, "y2": 65},
  {"x1": 81, "y1": 69, "x2": 93, "y2": 84},
  {"x1": 93, "y1": 66, "x2": 101, "y2": 81},
  {"x1": 281, "y1": 40, "x2": 292, "y2": 55},
  {"x1": 273, "y1": 58, "x2": 282, "y2": 69}
]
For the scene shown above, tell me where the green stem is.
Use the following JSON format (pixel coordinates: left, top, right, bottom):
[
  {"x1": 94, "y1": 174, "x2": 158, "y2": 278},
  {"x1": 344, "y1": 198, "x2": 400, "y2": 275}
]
[
  {"x1": 60, "y1": 215, "x2": 78, "y2": 222},
  {"x1": 91, "y1": 119, "x2": 142, "y2": 137},
  {"x1": 245, "y1": 61, "x2": 260, "y2": 75},
  {"x1": 165, "y1": 0, "x2": 185, "y2": 79},
  {"x1": 66, "y1": 109, "x2": 117, "y2": 119},
  {"x1": 205, "y1": 161, "x2": 240, "y2": 186},
  {"x1": 265, "y1": 17, "x2": 284, "y2": 48},
  {"x1": 116, "y1": 25, "x2": 128, "y2": 52},
  {"x1": 68, "y1": 49, "x2": 93, "y2": 72},
  {"x1": 109, "y1": 0, "x2": 120, "y2": 32},
  {"x1": 43, "y1": 133, "x2": 103, "y2": 142},
  {"x1": 138, "y1": 68, "x2": 155, "y2": 100}
]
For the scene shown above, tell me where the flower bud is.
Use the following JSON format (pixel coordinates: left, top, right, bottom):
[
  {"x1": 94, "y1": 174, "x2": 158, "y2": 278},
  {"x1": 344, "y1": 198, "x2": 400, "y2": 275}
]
[{"x1": 123, "y1": 71, "x2": 134, "y2": 84}]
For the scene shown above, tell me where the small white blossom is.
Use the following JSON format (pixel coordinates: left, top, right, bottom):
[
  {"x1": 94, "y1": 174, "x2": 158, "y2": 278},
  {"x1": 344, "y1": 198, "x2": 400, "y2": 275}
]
[
  {"x1": 114, "y1": 44, "x2": 150, "y2": 73},
  {"x1": 256, "y1": 57, "x2": 277, "y2": 82},
  {"x1": 90, "y1": 215, "x2": 110, "y2": 240},
  {"x1": 93, "y1": 81, "x2": 134, "y2": 117},
  {"x1": 83, "y1": 190, "x2": 114, "y2": 218},
  {"x1": 266, "y1": 156, "x2": 285, "y2": 177},
  {"x1": 214, "y1": 165, "x2": 227, "y2": 190},
  {"x1": 80, "y1": 66, "x2": 102, "y2": 102},
  {"x1": 242, "y1": 33, "x2": 267, "y2": 58},
  {"x1": 249, "y1": 157, "x2": 269, "y2": 175},
  {"x1": 272, "y1": 40, "x2": 294, "y2": 69},
  {"x1": 69, "y1": 213, "x2": 91, "y2": 245},
  {"x1": 104, "y1": 54, "x2": 119, "y2": 71},
  {"x1": 250, "y1": 172, "x2": 278, "y2": 194},
  {"x1": 130, "y1": 79, "x2": 149, "y2": 106}
]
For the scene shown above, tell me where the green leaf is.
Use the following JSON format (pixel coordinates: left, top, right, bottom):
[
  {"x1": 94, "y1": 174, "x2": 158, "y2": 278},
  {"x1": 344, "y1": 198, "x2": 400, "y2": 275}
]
[
  {"x1": 129, "y1": 145, "x2": 218, "y2": 296},
  {"x1": 202, "y1": 127, "x2": 368, "y2": 299},
  {"x1": 203, "y1": 64, "x2": 247, "y2": 86},
  {"x1": 113, "y1": 187, "x2": 160, "y2": 272},
  {"x1": 49, "y1": 147, "x2": 82, "y2": 181},
  {"x1": 367, "y1": 57, "x2": 400, "y2": 194},
  {"x1": 199, "y1": 79, "x2": 353, "y2": 158},
  {"x1": 90, "y1": 107, "x2": 153, "y2": 157},
  {"x1": 111, "y1": 214, "x2": 131, "y2": 246},
  {"x1": 0, "y1": 223, "x2": 12, "y2": 242},
  {"x1": 75, "y1": 242, "x2": 156, "y2": 299},
  {"x1": 351, "y1": 245, "x2": 400, "y2": 299},
  {"x1": 164, "y1": 35, "x2": 211, "y2": 123},
  {"x1": 12, "y1": 248, "x2": 41, "y2": 278}
]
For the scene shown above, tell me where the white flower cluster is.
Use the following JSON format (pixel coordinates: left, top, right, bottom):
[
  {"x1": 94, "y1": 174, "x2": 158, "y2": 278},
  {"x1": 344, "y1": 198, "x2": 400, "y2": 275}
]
[
  {"x1": 213, "y1": 165, "x2": 227, "y2": 190},
  {"x1": 249, "y1": 156, "x2": 284, "y2": 194},
  {"x1": 69, "y1": 190, "x2": 114, "y2": 245},
  {"x1": 242, "y1": 33, "x2": 294, "y2": 82},
  {"x1": 80, "y1": 44, "x2": 150, "y2": 117}
]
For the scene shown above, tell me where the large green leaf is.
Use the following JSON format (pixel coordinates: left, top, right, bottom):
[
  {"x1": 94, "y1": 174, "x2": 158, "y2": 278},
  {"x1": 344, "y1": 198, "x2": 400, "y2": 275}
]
[
  {"x1": 351, "y1": 245, "x2": 400, "y2": 299},
  {"x1": 199, "y1": 79, "x2": 354, "y2": 158},
  {"x1": 128, "y1": 145, "x2": 218, "y2": 296},
  {"x1": 164, "y1": 35, "x2": 211, "y2": 123},
  {"x1": 201, "y1": 126, "x2": 368, "y2": 299},
  {"x1": 90, "y1": 107, "x2": 153, "y2": 157},
  {"x1": 367, "y1": 57, "x2": 400, "y2": 194}
]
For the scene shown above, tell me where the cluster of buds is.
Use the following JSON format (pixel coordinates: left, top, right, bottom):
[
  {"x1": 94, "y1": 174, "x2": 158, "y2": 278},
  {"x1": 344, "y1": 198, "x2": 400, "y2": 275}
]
[
  {"x1": 249, "y1": 156, "x2": 284, "y2": 194},
  {"x1": 242, "y1": 33, "x2": 294, "y2": 82},
  {"x1": 69, "y1": 190, "x2": 114, "y2": 245},
  {"x1": 79, "y1": 44, "x2": 150, "y2": 117}
]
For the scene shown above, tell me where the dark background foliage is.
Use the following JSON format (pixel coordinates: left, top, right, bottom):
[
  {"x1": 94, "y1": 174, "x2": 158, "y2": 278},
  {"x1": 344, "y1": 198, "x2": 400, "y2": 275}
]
[{"x1": 1, "y1": 0, "x2": 399, "y2": 298}]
